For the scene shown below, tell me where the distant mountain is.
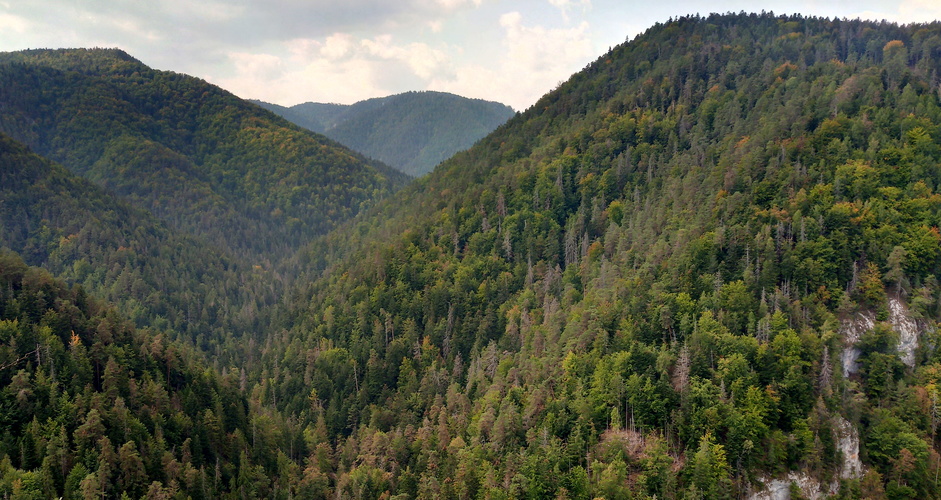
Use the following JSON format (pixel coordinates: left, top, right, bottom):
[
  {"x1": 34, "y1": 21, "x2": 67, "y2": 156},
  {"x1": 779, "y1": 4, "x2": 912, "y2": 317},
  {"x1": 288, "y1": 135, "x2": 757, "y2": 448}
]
[
  {"x1": 255, "y1": 100, "x2": 349, "y2": 134},
  {"x1": 254, "y1": 91, "x2": 515, "y2": 177},
  {"x1": 0, "y1": 48, "x2": 409, "y2": 264}
]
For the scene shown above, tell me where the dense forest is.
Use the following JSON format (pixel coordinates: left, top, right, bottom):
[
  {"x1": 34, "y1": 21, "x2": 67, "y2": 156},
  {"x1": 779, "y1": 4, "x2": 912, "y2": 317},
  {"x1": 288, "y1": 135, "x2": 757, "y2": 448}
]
[
  {"x1": 251, "y1": 101, "x2": 349, "y2": 136},
  {"x1": 0, "y1": 252, "x2": 289, "y2": 499},
  {"x1": 0, "y1": 132, "x2": 273, "y2": 356},
  {"x1": 2, "y1": 12, "x2": 941, "y2": 500},
  {"x1": 0, "y1": 48, "x2": 409, "y2": 264},
  {"x1": 255, "y1": 92, "x2": 516, "y2": 177}
]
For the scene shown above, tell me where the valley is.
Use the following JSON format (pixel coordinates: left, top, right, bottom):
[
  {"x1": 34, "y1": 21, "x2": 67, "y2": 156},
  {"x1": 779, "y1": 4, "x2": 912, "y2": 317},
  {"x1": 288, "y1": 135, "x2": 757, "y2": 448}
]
[{"x1": 1, "y1": 12, "x2": 941, "y2": 500}]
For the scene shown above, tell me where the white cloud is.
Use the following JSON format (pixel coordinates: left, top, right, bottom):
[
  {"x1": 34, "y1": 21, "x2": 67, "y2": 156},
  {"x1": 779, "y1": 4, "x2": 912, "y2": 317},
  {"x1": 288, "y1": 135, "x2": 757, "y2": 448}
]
[
  {"x1": 218, "y1": 9, "x2": 594, "y2": 110},
  {"x1": 0, "y1": 12, "x2": 30, "y2": 33},
  {"x1": 502, "y1": 11, "x2": 592, "y2": 73},
  {"x1": 102, "y1": 15, "x2": 164, "y2": 42},
  {"x1": 361, "y1": 35, "x2": 449, "y2": 79},
  {"x1": 320, "y1": 34, "x2": 355, "y2": 60},
  {"x1": 228, "y1": 52, "x2": 283, "y2": 77},
  {"x1": 896, "y1": 0, "x2": 941, "y2": 22},
  {"x1": 216, "y1": 49, "x2": 385, "y2": 105},
  {"x1": 547, "y1": 0, "x2": 590, "y2": 22},
  {"x1": 853, "y1": 0, "x2": 941, "y2": 23},
  {"x1": 548, "y1": 0, "x2": 590, "y2": 10},
  {"x1": 214, "y1": 32, "x2": 454, "y2": 105},
  {"x1": 430, "y1": 11, "x2": 594, "y2": 110}
]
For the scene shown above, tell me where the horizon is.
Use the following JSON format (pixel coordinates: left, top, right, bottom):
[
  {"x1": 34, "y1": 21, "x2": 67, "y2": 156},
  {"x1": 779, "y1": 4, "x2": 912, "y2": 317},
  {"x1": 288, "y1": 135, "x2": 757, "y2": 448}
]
[{"x1": 2, "y1": 1, "x2": 939, "y2": 110}]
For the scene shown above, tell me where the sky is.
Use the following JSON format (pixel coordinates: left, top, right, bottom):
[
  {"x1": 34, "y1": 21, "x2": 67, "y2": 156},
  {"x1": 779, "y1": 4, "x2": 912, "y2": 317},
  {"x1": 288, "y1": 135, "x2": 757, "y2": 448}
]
[{"x1": 1, "y1": 1, "x2": 940, "y2": 111}]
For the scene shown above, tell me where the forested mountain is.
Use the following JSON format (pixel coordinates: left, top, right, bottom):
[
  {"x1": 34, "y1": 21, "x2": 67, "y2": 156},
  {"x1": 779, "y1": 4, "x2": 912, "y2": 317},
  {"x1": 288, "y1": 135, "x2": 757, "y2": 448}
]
[
  {"x1": 0, "y1": 132, "x2": 271, "y2": 356},
  {"x1": 0, "y1": 48, "x2": 409, "y2": 264},
  {"x1": 4, "y1": 12, "x2": 941, "y2": 500},
  {"x1": 0, "y1": 253, "x2": 287, "y2": 499},
  {"x1": 263, "y1": 13, "x2": 941, "y2": 498},
  {"x1": 254, "y1": 91, "x2": 516, "y2": 177},
  {"x1": 251, "y1": 101, "x2": 349, "y2": 136}
]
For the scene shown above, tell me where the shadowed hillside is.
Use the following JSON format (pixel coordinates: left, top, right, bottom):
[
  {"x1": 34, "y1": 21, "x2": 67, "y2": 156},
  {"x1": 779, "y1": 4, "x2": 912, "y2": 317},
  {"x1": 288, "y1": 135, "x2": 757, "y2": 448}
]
[
  {"x1": 0, "y1": 132, "x2": 274, "y2": 352},
  {"x1": 0, "y1": 48, "x2": 409, "y2": 265}
]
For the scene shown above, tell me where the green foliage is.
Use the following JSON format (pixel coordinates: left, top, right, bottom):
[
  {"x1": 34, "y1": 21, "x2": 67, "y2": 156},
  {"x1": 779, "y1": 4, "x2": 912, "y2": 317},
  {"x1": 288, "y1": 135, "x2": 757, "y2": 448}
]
[
  {"x1": 0, "y1": 48, "x2": 408, "y2": 264},
  {"x1": 0, "y1": 253, "x2": 275, "y2": 498},
  {"x1": 257, "y1": 91, "x2": 516, "y2": 177},
  {"x1": 0, "y1": 132, "x2": 271, "y2": 354},
  {"x1": 689, "y1": 432, "x2": 733, "y2": 498},
  {"x1": 3, "y1": 13, "x2": 941, "y2": 499},
  {"x1": 271, "y1": 13, "x2": 941, "y2": 498}
]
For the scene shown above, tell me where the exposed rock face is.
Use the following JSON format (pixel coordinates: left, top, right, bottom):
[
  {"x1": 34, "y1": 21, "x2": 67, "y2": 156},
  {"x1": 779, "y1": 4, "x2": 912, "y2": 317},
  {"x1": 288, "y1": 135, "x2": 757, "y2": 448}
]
[
  {"x1": 840, "y1": 311, "x2": 874, "y2": 377},
  {"x1": 889, "y1": 296, "x2": 919, "y2": 368},
  {"x1": 748, "y1": 416, "x2": 862, "y2": 500},
  {"x1": 835, "y1": 416, "x2": 863, "y2": 480},
  {"x1": 756, "y1": 277, "x2": 937, "y2": 497},
  {"x1": 747, "y1": 472, "x2": 837, "y2": 500},
  {"x1": 757, "y1": 297, "x2": 929, "y2": 500},
  {"x1": 840, "y1": 297, "x2": 926, "y2": 375},
  {"x1": 748, "y1": 477, "x2": 792, "y2": 500}
]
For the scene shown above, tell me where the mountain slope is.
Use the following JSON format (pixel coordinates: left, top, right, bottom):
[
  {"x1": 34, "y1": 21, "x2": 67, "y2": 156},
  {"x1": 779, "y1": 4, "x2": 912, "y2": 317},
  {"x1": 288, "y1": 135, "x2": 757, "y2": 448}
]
[
  {"x1": 0, "y1": 132, "x2": 273, "y2": 355},
  {"x1": 252, "y1": 101, "x2": 349, "y2": 134},
  {"x1": 3, "y1": 13, "x2": 941, "y2": 499},
  {"x1": 0, "y1": 252, "x2": 281, "y2": 499},
  {"x1": 255, "y1": 91, "x2": 515, "y2": 177},
  {"x1": 0, "y1": 48, "x2": 409, "y2": 264},
  {"x1": 262, "y1": 13, "x2": 941, "y2": 498}
]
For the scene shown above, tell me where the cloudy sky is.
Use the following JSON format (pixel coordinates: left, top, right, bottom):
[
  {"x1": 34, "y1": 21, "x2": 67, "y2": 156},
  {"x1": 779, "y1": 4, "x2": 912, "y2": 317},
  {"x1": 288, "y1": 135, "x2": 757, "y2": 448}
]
[{"x1": 1, "y1": 1, "x2": 940, "y2": 110}]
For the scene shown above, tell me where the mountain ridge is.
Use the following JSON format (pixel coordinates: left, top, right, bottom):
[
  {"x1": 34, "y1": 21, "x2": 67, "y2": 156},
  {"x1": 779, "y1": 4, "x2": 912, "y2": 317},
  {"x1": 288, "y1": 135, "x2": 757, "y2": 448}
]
[
  {"x1": 254, "y1": 90, "x2": 515, "y2": 177},
  {"x1": 2, "y1": 13, "x2": 941, "y2": 499},
  {"x1": 0, "y1": 47, "x2": 409, "y2": 265},
  {"x1": 268, "y1": 12, "x2": 941, "y2": 498}
]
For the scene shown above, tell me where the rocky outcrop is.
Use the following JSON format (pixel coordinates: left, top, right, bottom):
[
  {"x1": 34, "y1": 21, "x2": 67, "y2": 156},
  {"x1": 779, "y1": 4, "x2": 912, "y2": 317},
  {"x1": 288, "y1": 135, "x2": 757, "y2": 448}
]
[
  {"x1": 747, "y1": 472, "x2": 837, "y2": 500},
  {"x1": 889, "y1": 296, "x2": 919, "y2": 368},
  {"x1": 835, "y1": 416, "x2": 863, "y2": 480},
  {"x1": 747, "y1": 415, "x2": 863, "y2": 500},
  {"x1": 840, "y1": 311, "x2": 874, "y2": 377},
  {"x1": 757, "y1": 296, "x2": 931, "y2": 500},
  {"x1": 841, "y1": 297, "x2": 929, "y2": 375}
]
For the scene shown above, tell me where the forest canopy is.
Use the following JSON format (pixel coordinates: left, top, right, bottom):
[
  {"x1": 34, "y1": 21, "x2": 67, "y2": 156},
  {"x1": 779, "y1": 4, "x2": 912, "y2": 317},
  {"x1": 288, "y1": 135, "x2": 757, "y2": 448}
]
[
  {"x1": 254, "y1": 91, "x2": 515, "y2": 177},
  {"x1": 2, "y1": 12, "x2": 941, "y2": 500}
]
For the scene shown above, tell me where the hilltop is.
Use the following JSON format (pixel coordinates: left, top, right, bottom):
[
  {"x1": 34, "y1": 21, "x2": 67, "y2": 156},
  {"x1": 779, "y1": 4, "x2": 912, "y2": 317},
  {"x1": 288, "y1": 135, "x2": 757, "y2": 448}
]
[
  {"x1": 254, "y1": 91, "x2": 515, "y2": 177},
  {"x1": 0, "y1": 48, "x2": 409, "y2": 265},
  {"x1": 271, "y1": 13, "x2": 941, "y2": 498}
]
